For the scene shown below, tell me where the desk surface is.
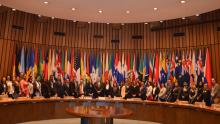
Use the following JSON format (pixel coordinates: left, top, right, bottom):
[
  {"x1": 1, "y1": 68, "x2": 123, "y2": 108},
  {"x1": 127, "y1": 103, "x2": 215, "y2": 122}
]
[
  {"x1": 66, "y1": 106, "x2": 133, "y2": 118},
  {"x1": 1, "y1": 96, "x2": 220, "y2": 114}
]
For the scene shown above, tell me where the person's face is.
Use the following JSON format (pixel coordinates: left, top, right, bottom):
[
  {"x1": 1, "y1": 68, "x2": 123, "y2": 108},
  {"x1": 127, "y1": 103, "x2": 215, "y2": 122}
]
[
  {"x1": 16, "y1": 77, "x2": 20, "y2": 81},
  {"x1": 175, "y1": 83, "x2": 178, "y2": 87},
  {"x1": 2, "y1": 77, "x2": 6, "y2": 82},
  {"x1": 7, "y1": 76, "x2": 10, "y2": 81},
  {"x1": 212, "y1": 79, "x2": 215, "y2": 84}
]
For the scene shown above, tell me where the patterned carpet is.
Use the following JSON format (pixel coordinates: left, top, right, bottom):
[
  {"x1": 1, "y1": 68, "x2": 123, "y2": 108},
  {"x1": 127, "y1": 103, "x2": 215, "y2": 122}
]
[{"x1": 19, "y1": 118, "x2": 160, "y2": 124}]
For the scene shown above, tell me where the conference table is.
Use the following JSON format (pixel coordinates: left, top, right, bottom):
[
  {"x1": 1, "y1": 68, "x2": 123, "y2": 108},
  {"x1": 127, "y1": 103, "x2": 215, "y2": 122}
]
[
  {"x1": 66, "y1": 105, "x2": 132, "y2": 124},
  {"x1": 0, "y1": 96, "x2": 220, "y2": 124}
]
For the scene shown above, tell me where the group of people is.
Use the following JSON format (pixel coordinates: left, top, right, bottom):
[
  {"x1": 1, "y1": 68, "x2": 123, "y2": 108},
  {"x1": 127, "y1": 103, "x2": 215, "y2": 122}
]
[{"x1": 0, "y1": 73, "x2": 220, "y2": 107}]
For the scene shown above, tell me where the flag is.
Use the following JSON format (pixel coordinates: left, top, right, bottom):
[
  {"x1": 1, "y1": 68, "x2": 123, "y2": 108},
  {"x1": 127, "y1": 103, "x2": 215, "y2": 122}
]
[
  {"x1": 61, "y1": 50, "x2": 65, "y2": 75},
  {"x1": 204, "y1": 48, "x2": 212, "y2": 88},
  {"x1": 153, "y1": 52, "x2": 159, "y2": 86},
  {"x1": 19, "y1": 47, "x2": 25, "y2": 73},
  {"x1": 38, "y1": 48, "x2": 43, "y2": 77},
  {"x1": 33, "y1": 48, "x2": 38, "y2": 78},
  {"x1": 70, "y1": 49, "x2": 74, "y2": 80},
  {"x1": 86, "y1": 52, "x2": 90, "y2": 75},
  {"x1": 12, "y1": 49, "x2": 16, "y2": 79},
  {"x1": 143, "y1": 53, "x2": 147, "y2": 81},
  {"x1": 74, "y1": 52, "x2": 81, "y2": 82},
  {"x1": 149, "y1": 52, "x2": 154, "y2": 81},
  {"x1": 26, "y1": 48, "x2": 35, "y2": 80},
  {"x1": 159, "y1": 52, "x2": 167, "y2": 84},
  {"x1": 104, "y1": 52, "x2": 109, "y2": 81},
  {"x1": 47, "y1": 49, "x2": 52, "y2": 79},
  {"x1": 43, "y1": 49, "x2": 49, "y2": 80},
  {"x1": 80, "y1": 51, "x2": 84, "y2": 76},
  {"x1": 190, "y1": 50, "x2": 197, "y2": 83}
]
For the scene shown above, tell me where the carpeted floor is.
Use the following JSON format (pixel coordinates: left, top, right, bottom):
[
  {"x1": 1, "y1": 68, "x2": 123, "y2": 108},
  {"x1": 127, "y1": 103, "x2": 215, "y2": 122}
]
[{"x1": 19, "y1": 118, "x2": 160, "y2": 124}]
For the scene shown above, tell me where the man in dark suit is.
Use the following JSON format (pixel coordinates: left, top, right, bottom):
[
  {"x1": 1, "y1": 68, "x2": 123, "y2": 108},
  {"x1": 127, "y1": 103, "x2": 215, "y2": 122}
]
[{"x1": 56, "y1": 75, "x2": 65, "y2": 98}]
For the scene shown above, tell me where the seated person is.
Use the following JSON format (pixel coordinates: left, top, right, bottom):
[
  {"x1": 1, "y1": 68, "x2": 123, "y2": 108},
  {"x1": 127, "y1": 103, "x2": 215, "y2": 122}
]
[
  {"x1": 211, "y1": 78, "x2": 220, "y2": 104},
  {"x1": 103, "y1": 80, "x2": 113, "y2": 97},
  {"x1": 133, "y1": 81, "x2": 140, "y2": 98},
  {"x1": 152, "y1": 82, "x2": 160, "y2": 101},
  {"x1": 33, "y1": 76, "x2": 42, "y2": 97},
  {"x1": 196, "y1": 81, "x2": 204, "y2": 102},
  {"x1": 167, "y1": 82, "x2": 181, "y2": 102},
  {"x1": 139, "y1": 82, "x2": 147, "y2": 100},
  {"x1": 112, "y1": 82, "x2": 120, "y2": 97},
  {"x1": 158, "y1": 83, "x2": 167, "y2": 102},
  {"x1": 20, "y1": 74, "x2": 29, "y2": 97},
  {"x1": 189, "y1": 83, "x2": 198, "y2": 104},
  {"x1": 84, "y1": 80, "x2": 95, "y2": 97},
  {"x1": 146, "y1": 82, "x2": 153, "y2": 101},
  {"x1": 12, "y1": 76, "x2": 20, "y2": 99},
  {"x1": 48, "y1": 75, "x2": 58, "y2": 97},
  {"x1": 56, "y1": 75, "x2": 65, "y2": 98},
  {"x1": 0, "y1": 77, "x2": 7, "y2": 95},
  {"x1": 120, "y1": 81, "x2": 126, "y2": 98},
  {"x1": 41, "y1": 80, "x2": 51, "y2": 98},
  {"x1": 6, "y1": 76, "x2": 15, "y2": 99},
  {"x1": 180, "y1": 82, "x2": 189, "y2": 101},
  {"x1": 203, "y1": 84, "x2": 212, "y2": 106}
]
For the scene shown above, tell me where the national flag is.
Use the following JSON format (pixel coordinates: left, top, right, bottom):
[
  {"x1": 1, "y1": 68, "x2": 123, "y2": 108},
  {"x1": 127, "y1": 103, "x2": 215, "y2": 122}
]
[
  {"x1": 19, "y1": 47, "x2": 25, "y2": 73},
  {"x1": 204, "y1": 48, "x2": 212, "y2": 88},
  {"x1": 74, "y1": 52, "x2": 81, "y2": 82},
  {"x1": 153, "y1": 52, "x2": 159, "y2": 86}
]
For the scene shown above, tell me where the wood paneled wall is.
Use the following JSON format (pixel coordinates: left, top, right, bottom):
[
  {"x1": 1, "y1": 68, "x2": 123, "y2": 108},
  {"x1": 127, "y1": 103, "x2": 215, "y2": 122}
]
[{"x1": 0, "y1": 7, "x2": 220, "y2": 82}]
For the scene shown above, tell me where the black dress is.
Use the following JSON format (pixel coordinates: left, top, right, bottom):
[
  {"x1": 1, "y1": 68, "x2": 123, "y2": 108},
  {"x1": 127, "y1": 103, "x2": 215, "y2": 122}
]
[
  {"x1": 203, "y1": 89, "x2": 212, "y2": 106},
  {"x1": 189, "y1": 89, "x2": 197, "y2": 104},
  {"x1": 56, "y1": 81, "x2": 65, "y2": 98},
  {"x1": 181, "y1": 87, "x2": 189, "y2": 101},
  {"x1": 197, "y1": 86, "x2": 203, "y2": 102},
  {"x1": 140, "y1": 86, "x2": 147, "y2": 100},
  {"x1": 41, "y1": 81, "x2": 51, "y2": 98}
]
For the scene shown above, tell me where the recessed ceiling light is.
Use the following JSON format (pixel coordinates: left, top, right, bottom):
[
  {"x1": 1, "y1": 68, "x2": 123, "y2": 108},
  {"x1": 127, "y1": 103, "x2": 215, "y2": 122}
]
[
  {"x1": 44, "y1": 1, "x2": 48, "y2": 5},
  {"x1": 160, "y1": 21, "x2": 163, "y2": 23},
  {"x1": 12, "y1": 8, "x2": 16, "y2": 11},
  {"x1": 144, "y1": 22, "x2": 148, "y2": 25},
  {"x1": 126, "y1": 10, "x2": 130, "y2": 14},
  {"x1": 98, "y1": 10, "x2": 102, "y2": 14},
  {"x1": 180, "y1": 0, "x2": 186, "y2": 4},
  {"x1": 51, "y1": 16, "x2": 55, "y2": 19},
  {"x1": 196, "y1": 14, "x2": 200, "y2": 16},
  {"x1": 107, "y1": 23, "x2": 110, "y2": 25},
  {"x1": 38, "y1": 14, "x2": 41, "y2": 17},
  {"x1": 182, "y1": 17, "x2": 186, "y2": 20},
  {"x1": 72, "y1": 8, "x2": 76, "y2": 11},
  {"x1": 154, "y1": 8, "x2": 158, "y2": 11}
]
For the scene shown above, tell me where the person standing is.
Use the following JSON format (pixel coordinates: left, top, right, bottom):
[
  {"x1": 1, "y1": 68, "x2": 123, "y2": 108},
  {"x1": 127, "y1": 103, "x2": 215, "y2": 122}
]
[
  {"x1": 203, "y1": 84, "x2": 212, "y2": 106},
  {"x1": 180, "y1": 82, "x2": 189, "y2": 101},
  {"x1": 12, "y1": 76, "x2": 20, "y2": 99},
  {"x1": 158, "y1": 83, "x2": 167, "y2": 102},
  {"x1": 6, "y1": 76, "x2": 15, "y2": 99},
  {"x1": 20, "y1": 74, "x2": 29, "y2": 97},
  {"x1": 189, "y1": 83, "x2": 198, "y2": 104},
  {"x1": 211, "y1": 78, "x2": 220, "y2": 104}
]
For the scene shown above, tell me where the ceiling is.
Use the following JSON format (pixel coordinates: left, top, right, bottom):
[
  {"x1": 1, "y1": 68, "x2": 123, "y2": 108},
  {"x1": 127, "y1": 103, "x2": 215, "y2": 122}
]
[{"x1": 1, "y1": 0, "x2": 220, "y2": 23}]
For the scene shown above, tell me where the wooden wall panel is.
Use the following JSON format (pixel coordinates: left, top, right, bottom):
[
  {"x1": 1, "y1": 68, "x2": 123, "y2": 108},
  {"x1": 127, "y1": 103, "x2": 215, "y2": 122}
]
[{"x1": 0, "y1": 7, "x2": 220, "y2": 83}]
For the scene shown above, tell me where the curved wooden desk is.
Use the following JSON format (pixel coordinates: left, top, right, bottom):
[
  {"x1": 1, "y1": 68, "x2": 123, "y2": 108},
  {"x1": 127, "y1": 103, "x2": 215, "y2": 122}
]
[
  {"x1": 66, "y1": 106, "x2": 132, "y2": 124},
  {"x1": 0, "y1": 96, "x2": 220, "y2": 124}
]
